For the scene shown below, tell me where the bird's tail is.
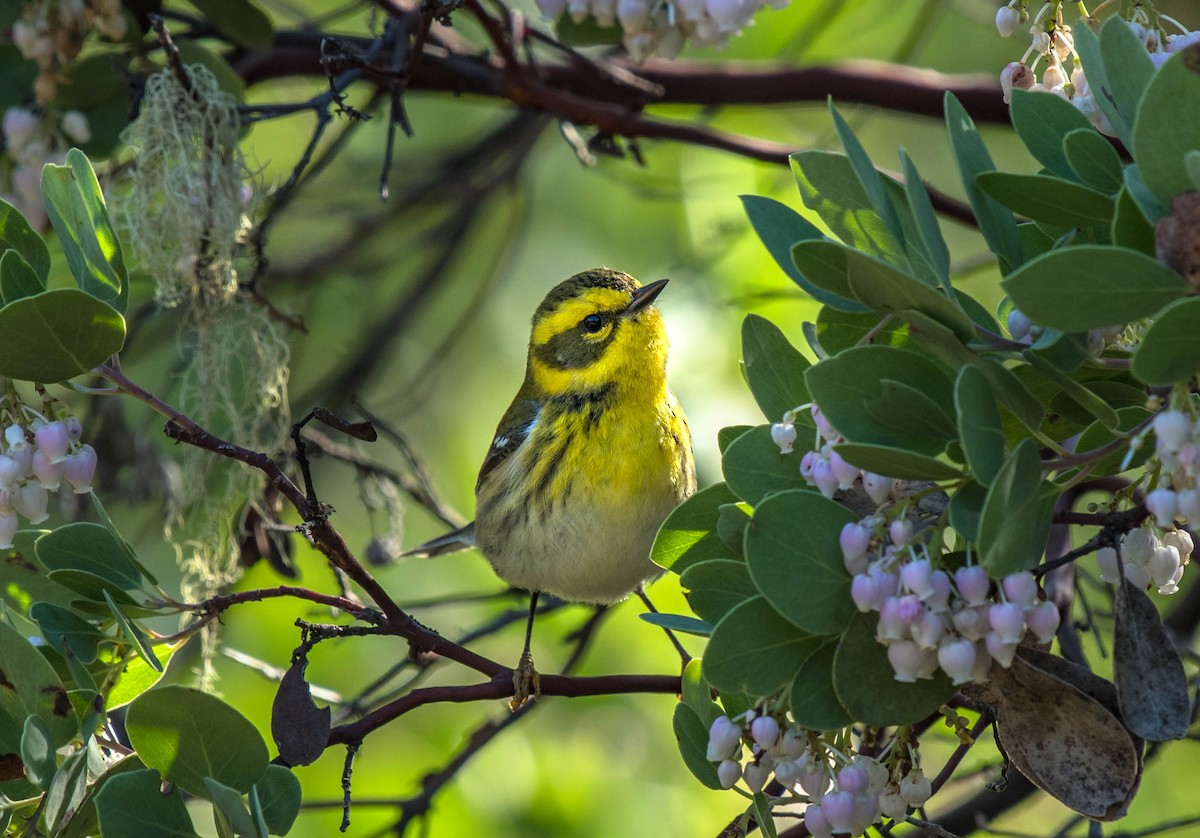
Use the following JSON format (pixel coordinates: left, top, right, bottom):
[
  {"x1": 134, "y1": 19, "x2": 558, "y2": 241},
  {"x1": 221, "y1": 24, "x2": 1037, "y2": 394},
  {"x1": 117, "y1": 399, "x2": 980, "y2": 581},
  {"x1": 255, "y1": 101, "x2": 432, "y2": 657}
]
[{"x1": 397, "y1": 522, "x2": 477, "y2": 557}]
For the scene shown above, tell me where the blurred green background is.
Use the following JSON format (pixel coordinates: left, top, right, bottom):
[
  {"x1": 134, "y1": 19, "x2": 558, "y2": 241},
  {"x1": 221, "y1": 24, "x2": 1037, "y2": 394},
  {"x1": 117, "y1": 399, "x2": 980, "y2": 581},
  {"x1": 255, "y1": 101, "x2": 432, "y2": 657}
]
[{"x1": 85, "y1": 0, "x2": 1199, "y2": 835}]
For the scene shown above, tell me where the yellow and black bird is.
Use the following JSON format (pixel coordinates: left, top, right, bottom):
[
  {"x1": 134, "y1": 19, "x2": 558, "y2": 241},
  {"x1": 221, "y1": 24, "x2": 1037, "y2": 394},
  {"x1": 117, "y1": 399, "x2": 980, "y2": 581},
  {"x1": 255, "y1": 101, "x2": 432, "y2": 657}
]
[{"x1": 403, "y1": 268, "x2": 697, "y2": 706}]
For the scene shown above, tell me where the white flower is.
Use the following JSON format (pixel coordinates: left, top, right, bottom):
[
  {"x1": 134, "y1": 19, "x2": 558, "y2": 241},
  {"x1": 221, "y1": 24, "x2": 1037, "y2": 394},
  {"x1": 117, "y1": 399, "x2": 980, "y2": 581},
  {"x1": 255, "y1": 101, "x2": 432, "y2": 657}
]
[
  {"x1": 60, "y1": 110, "x2": 91, "y2": 144},
  {"x1": 995, "y1": 6, "x2": 1019, "y2": 37}
]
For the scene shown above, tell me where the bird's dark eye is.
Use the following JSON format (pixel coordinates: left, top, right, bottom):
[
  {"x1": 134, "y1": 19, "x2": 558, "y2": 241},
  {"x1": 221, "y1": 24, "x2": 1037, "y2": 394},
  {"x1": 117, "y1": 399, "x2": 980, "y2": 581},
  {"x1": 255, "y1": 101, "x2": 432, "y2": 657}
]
[{"x1": 581, "y1": 314, "x2": 604, "y2": 333}]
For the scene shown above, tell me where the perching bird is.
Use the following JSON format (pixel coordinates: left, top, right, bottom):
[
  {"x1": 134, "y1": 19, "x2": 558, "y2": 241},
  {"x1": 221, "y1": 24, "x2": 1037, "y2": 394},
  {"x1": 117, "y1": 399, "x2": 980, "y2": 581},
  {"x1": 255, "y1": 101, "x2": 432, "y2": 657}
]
[{"x1": 403, "y1": 268, "x2": 696, "y2": 707}]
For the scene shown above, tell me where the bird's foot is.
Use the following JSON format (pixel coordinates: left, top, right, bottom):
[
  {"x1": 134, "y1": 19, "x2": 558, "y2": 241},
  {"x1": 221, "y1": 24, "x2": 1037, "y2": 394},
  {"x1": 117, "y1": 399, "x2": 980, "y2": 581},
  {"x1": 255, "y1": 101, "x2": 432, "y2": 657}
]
[{"x1": 510, "y1": 650, "x2": 541, "y2": 711}]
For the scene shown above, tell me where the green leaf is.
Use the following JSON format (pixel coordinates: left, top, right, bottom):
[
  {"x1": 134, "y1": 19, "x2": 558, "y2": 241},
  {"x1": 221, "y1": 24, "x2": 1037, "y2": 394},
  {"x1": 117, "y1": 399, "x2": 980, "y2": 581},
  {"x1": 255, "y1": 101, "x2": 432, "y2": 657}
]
[
  {"x1": 39, "y1": 149, "x2": 127, "y2": 310},
  {"x1": 126, "y1": 686, "x2": 269, "y2": 797},
  {"x1": 0, "y1": 289, "x2": 125, "y2": 382},
  {"x1": 51, "y1": 54, "x2": 135, "y2": 159},
  {"x1": 702, "y1": 597, "x2": 822, "y2": 696},
  {"x1": 1131, "y1": 298, "x2": 1200, "y2": 385},
  {"x1": 29, "y1": 602, "x2": 102, "y2": 665},
  {"x1": 174, "y1": 42, "x2": 246, "y2": 102},
  {"x1": 46, "y1": 570, "x2": 142, "y2": 608},
  {"x1": 864, "y1": 379, "x2": 956, "y2": 441},
  {"x1": 89, "y1": 491, "x2": 158, "y2": 586},
  {"x1": 833, "y1": 611, "x2": 955, "y2": 726},
  {"x1": 1133, "y1": 48, "x2": 1200, "y2": 204},
  {"x1": 722, "y1": 426, "x2": 808, "y2": 506},
  {"x1": 793, "y1": 241, "x2": 975, "y2": 342},
  {"x1": 745, "y1": 490, "x2": 858, "y2": 634},
  {"x1": 813, "y1": 306, "x2": 909, "y2": 355},
  {"x1": 35, "y1": 523, "x2": 143, "y2": 591},
  {"x1": 651, "y1": 483, "x2": 740, "y2": 573},
  {"x1": 741, "y1": 314, "x2": 811, "y2": 421},
  {"x1": 828, "y1": 101, "x2": 905, "y2": 248},
  {"x1": 54, "y1": 753, "x2": 149, "y2": 838},
  {"x1": 1002, "y1": 245, "x2": 1189, "y2": 332},
  {"x1": 740, "y1": 195, "x2": 861, "y2": 310},
  {"x1": 1022, "y1": 350, "x2": 1120, "y2": 431},
  {"x1": 805, "y1": 345, "x2": 954, "y2": 456},
  {"x1": 1110, "y1": 185, "x2": 1156, "y2": 255},
  {"x1": 978, "y1": 439, "x2": 1049, "y2": 576},
  {"x1": 1099, "y1": 15, "x2": 1156, "y2": 145},
  {"x1": 833, "y1": 443, "x2": 963, "y2": 481},
  {"x1": 189, "y1": 0, "x2": 274, "y2": 48},
  {"x1": 790, "y1": 150, "x2": 905, "y2": 269},
  {"x1": 44, "y1": 748, "x2": 89, "y2": 834},
  {"x1": 1123, "y1": 162, "x2": 1167, "y2": 221},
  {"x1": 680, "y1": 659, "x2": 721, "y2": 729},
  {"x1": 672, "y1": 704, "x2": 723, "y2": 790},
  {"x1": 0, "y1": 198, "x2": 50, "y2": 281},
  {"x1": 1062, "y1": 128, "x2": 1124, "y2": 193},
  {"x1": 0, "y1": 249, "x2": 45, "y2": 304},
  {"x1": 948, "y1": 480, "x2": 987, "y2": 542},
  {"x1": 552, "y1": 14, "x2": 624, "y2": 46},
  {"x1": 789, "y1": 641, "x2": 853, "y2": 731},
  {"x1": 752, "y1": 792, "x2": 779, "y2": 838},
  {"x1": 976, "y1": 172, "x2": 1115, "y2": 228},
  {"x1": 955, "y1": 365, "x2": 1006, "y2": 484},
  {"x1": 0, "y1": 619, "x2": 77, "y2": 755},
  {"x1": 718, "y1": 425, "x2": 754, "y2": 454},
  {"x1": 899, "y1": 148, "x2": 951, "y2": 290},
  {"x1": 206, "y1": 777, "x2": 263, "y2": 838},
  {"x1": 1009, "y1": 88, "x2": 1094, "y2": 180},
  {"x1": 104, "y1": 591, "x2": 162, "y2": 672},
  {"x1": 945, "y1": 92, "x2": 1022, "y2": 273},
  {"x1": 107, "y1": 642, "x2": 187, "y2": 710},
  {"x1": 680, "y1": 559, "x2": 758, "y2": 625},
  {"x1": 716, "y1": 503, "x2": 750, "y2": 555},
  {"x1": 94, "y1": 768, "x2": 199, "y2": 837},
  {"x1": 255, "y1": 765, "x2": 302, "y2": 836},
  {"x1": 21, "y1": 714, "x2": 56, "y2": 788},
  {"x1": 637, "y1": 612, "x2": 712, "y2": 636}
]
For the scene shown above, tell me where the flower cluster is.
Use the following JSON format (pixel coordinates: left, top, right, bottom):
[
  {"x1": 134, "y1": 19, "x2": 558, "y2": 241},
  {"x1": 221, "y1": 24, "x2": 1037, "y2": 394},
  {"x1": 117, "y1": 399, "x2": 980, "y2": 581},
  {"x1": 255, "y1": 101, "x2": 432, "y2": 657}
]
[
  {"x1": 844, "y1": 519, "x2": 1060, "y2": 684},
  {"x1": 2, "y1": 106, "x2": 90, "y2": 230},
  {"x1": 0, "y1": 399, "x2": 97, "y2": 549},
  {"x1": 11, "y1": 0, "x2": 127, "y2": 105},
  {"x1": 993, "y1": 2, "x2": 1200, "y2": 133},
  {"x1": 705, "y1": 712, "x2": 932, "y2": 836},
  {"x1": 772, "y1": 406, "x2": 895, "y2": 505},
  {"x1": 535, "y1": 0, "x2": 789, "y2": 61},
  {"x1": 1096, "y1": 527, "x2": 1192, "y2": 595},
  {"x1": 1145, "y1": 408, "x2": 1200, "y2": 525}
]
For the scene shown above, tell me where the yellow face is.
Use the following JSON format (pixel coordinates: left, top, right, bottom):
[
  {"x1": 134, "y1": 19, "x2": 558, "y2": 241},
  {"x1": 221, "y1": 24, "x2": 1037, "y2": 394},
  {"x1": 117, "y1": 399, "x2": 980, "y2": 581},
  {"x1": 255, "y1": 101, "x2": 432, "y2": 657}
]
[{"x1": 526, "y1": 271, "x2": 669, "y2": 397}]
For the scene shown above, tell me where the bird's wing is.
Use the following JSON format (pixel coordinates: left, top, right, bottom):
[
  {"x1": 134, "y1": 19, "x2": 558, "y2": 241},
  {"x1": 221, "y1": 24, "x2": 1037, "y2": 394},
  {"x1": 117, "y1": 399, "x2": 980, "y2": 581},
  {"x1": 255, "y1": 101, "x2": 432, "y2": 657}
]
[
  {"x1": 475, "y1": 397, "x2": 539, "y2": 492},
  {"x1": 397, "y1": 522, "x2": 476, "y2": 557}
]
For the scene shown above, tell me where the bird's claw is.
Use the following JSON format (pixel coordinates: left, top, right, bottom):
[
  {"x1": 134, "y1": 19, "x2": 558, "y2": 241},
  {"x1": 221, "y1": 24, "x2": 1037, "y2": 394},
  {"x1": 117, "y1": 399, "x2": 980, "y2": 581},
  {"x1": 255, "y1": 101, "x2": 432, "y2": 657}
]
[{"x1": 510, "y1": 650, "x2": 541, "y2": 710}]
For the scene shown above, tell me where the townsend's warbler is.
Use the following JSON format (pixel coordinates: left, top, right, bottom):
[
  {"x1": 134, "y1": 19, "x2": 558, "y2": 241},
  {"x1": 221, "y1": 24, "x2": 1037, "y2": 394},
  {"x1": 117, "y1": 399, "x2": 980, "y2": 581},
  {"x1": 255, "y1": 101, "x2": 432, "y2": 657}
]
[{"x1": 404, "y1": 268, "x2": 696, "y2": 705}]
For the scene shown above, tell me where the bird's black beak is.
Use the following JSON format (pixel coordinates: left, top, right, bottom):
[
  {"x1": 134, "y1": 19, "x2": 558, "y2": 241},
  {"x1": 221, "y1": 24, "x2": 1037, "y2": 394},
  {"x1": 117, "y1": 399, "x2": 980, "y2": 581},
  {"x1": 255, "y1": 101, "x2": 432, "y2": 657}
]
[{"x1": 625, "y1": 279, "x2": 669, "y2": 317}]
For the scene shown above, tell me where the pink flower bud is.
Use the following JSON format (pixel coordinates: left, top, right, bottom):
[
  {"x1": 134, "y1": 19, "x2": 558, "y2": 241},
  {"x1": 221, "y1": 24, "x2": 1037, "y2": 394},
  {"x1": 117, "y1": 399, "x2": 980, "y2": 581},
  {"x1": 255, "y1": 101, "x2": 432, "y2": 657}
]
[
  {"x1": 1002, "y1": 570, "x2": 1039, "y2": 610},
  {"x1": 800, "y1": 450, "x2": 818, "y2": 481},
  {"x1": 988, "y1": 602, "x2": 1025, "y2": 643},
  {"x1": 0, "y1": 455, "x2": 22, "y2": 487},
  {"x1": 744, "y1": 761, "x2": 771, "y2": 793},
  {"x1": 829, "y1": 450, "x2": 859, "y2": 489},
  {"x1": 862, "y1": 473, "x2": 893, "y2": 506},
  {"x1": 840, "y1": 522, "x2": 871, "y2": 564},
  {"x1": 811, "y1": 405, "x2": 837, "y2": 441},
  {"x1": 838, "y1": 762, "x2": 870, "y2": 795},
  {"x1": 774, "y1": 759, "x2": 801, "y2": 786},
  {"x1": 31, "y1": 450, "x2": 62, "y2": 491},
  {"x1": 1001, "y1": 62, "x2": 1035, "y2": 103},
  {"x1": 901, "y1": 558, "x2": 933, "y2": 597},
  {"x1": 751, "y1": 716, "x2": 780, "y2": 750},
  {"x1": 821, "y1": 790, "x2": 856, "y2": 833},
  {"x1": 1179, "y1": 490, "x2": 1200, "y2": 523},
  {"x1": 887, "y1": 640, "x2": 925, "y2": 682},
  {"x1": 707, "y1": 715, "x2": 742, "y2": 761},
  {"x1": 34, "y1": 420, "x2": 70, "y2": 464},
  {"x1": 995, "y1": 5, "x2": 1019, "y2": 37},
  {"x1": 1124, "y1": 562, "x2": 1151, "y2": 589},
  {"x1": 812, "y1": 457, "x2": 839, "y2": 499},
  {"x1": 1025, "y1": 600, "x2": 1060, "y2": 643},
  {"x1": 955, "y1": 565, "x2": 990, "y2": 606},
  {"x1": 799, "y1": 758, "x2": 830, "y2": 799},
  {"x1": 890, "y1": 518, "x2": 914, "y2": 547},
  {"x1": 851, "y1": 792, "x2": 881, "y2": 835},
  {"x1": 911, "y1": 608, "x2": 945, "y2": 650},
  {"x1": 1042, "y1": 61, "x2": 1066, "y2": 88},
  {"x1": 65, "y1": 416, "x2": 82, "y2": 443},
  {"x1": 986, "y1": 630, "x2": 1018, "y2": 668},
  {"x1": 937, "y1": 637, "x2": 976, "y2": 685},
  {"x1": 13, "y1": 481, "x2": 48, "y2": 524},
  {"x1": 852, "y1": 573, "x2": 883, "y2": 612},
  {"x1": 805, "y1": 803, "x2": 833, "y2": 838},
  {"x1": 1154, "y1": 410, "x2": 1192, "y2": 451},
  {"x1": 952, "y1": 603, "x2": 989, "y2": 641},
  {"x1": 63, "y1": 444, "x2": 97, "y2": 494},
  {"x1": 1150, "y1": 545, "x2": 1182, "y2": 588},
  {"x1": 925, "y1": 570, "x2": 952, "y2": 612},
  {"x1": 877, "y1": 596, "x2": 909, "y2": 641}
]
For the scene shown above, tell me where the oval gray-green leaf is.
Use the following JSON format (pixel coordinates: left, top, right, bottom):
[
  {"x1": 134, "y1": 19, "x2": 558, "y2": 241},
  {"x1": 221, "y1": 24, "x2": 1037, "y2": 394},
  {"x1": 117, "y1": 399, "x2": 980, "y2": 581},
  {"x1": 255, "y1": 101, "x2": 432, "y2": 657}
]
[
  {"x1": 0, "y1": 620, "x2": 77, "y2": 755},
  {"x1": 745, "y1": 490, "x2": 858, "y2": 635},
  {"x1": 955, "y1": 365, "x2": 1005, "y2": 484},
  {"x1": 833, "y1": 443, "x2": 962, "y2": 481},
  {"x1": 36, "y1": 523, "x2": 143, "y2": 590},
  {"x1": 741, "y1": 314, "x2": 811, "y2": 422},
  {"x1": 651, "y1": 483, "x2": 740, "y2": 573},
  {"x1": 681, "y1": 559, "x2": 757, "y2": 625},
  {"x1": 0, "y1": 198, "x2": 51, "y2": 281},
  {"x1": 1062, "y1": 128, "x2": 1123, "y2": 193},
  {"x1": 722, "y1": 426, "x2": 808, "y2": 505},
  {"x1": 702, "y1": 597, "x2": 822, "y2": 696},
  {"x1": 0, "y1": 289, "x2": 125, "y2": 382},
  {"x1": 1131, "y1": 298, "x2": 1200, "y2": 385},
  {"x1": 672, "y1": 704, "x2": 722, "y2": 790},
  {"x1": 1002, "y1": 246, "x2": 1189, "y2": 332},
  {"x1": 1133, "y1": 45, "x2": 1200, "y2": 204},
  {"x1": 978, "y1": 439, "x2": 1048, "y2": 576},
  {"x1": 789, "y1": 641, "x2": 853, "y2": 731},
  {"x1": 94, "y1": 768, "x2": 199, "y2": 837}
]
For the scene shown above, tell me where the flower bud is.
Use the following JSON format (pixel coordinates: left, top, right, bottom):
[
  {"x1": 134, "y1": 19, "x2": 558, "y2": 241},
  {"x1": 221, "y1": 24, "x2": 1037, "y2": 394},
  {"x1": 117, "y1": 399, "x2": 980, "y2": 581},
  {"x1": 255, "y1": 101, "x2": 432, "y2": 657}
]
[
  {"x1": 1042, "y1": 61, "x2": 1066, "y2": 89},
  {"x1": 774, "y1": 758, "x2": 801, "y2": 786},
  {"x1": 911, "y1": 608, "x2": 945, "y2": 650},
  {"x1": 0, "y1": 509, "x2": 17, "y2": 549},
  {"x1": 988, "y1": 602, "x2": 1025, "y2": 643},
  {"x1": 1179, "y1": 489, "x2": 1200, "y2": 523},
  {"x1": 851, "y1": 573, "x2": 883, "y2": 612},
  {"x1": 995, "y1": 5, "x2": 1019, "y2": 37},
  {"x1": 1000, "y1": 62, "x2": 1035, "y2": 104},
  {"x1": 1154, "y1": 410, "x2": 1192, "y2": 451},
  {"x1": 1149, "y1": 545, "x2": 1182, "y2": 588},
  {"x1": 1096, "y1": 546, "x2": 1120, "y2": 583},
  {"x1": 1025, "y1": 600, "x2": 1060, "y2": 643},
  {"x1": 899, "y1": 769, "x2": 932, "y2": 807},
  {"x1": 1007, "y1": 307, "x2": 1032, "y2": 340},
  {"x1": 879, "y1": 786, "x2": 907, "y2": 820},
  {"x1": 1163, "y1": 529, "x2": 1194, "y2": 561},
  {"x1": 937, "y1": 637, "x2": 976, "y2": 685},
  {"x1": 743, "y1": 761, "x2": 771, "y2": 793},
  {"x1": 1002, "y1": 570, "x2": 1039, "y2": 609},
  {"x1": 0, "y1": 455, "x2": 22, "y2": 488},
  {"x1": 799, "y1": 758, "x2": 830, "y2": 799},
  {"x1": 804, "y1": 803, "x2": 833, "y2": 838},
  {"x1": 2, "y1": 107, "x2": 39, "y2": 149},
  {"x1": 877, "y1": 597, "x2": 909, "y2": 640},
  {"x1": 60, "y1": 110, "x2": 91, "y2": 144},
  {"x1": 837, "y1": 762, "x2": 870, "y2": 795},
  {"x1": 717, "y1": 759, "x2": 741, "y2": 789},
  {"x1": 889, "y1": 518, "x2": 914, "y2": 548},
  {"x1": 707, "y1": 715, "x2": 742, "y2": 761},
  {"x1": 901, "y1": 557, "x2": 933, "y2": 597},
  {"x1": 840, "y1": 522, "x2": 871, "y2": 564},
  {"x1": 828, "y1": 450, "x2": 859, "y2": 489},
  {"x1": 851, "y1": 792, "x2": 881, "y2": 835},
  {"x1": 1124, "y1": 561, "x2": 1151, "y2": 589},
  {"x1": 955, "y1": 565, "x2": 990, "y2": 606},
  {"x1": 821, "y1": 790, "x2": 856, "y2": 833},
  {"x1": 862, "y1": 473, "x2": 893, "y2": 506},
  {"x1": 34, "y1": 420, "x2": 71, "y2": 464},
  {"x1": 811, "y1": 405, "x2": 837, "y2": 441},
  {"x1": 887, "y1": 639, "x2": 925, "y2": 682},
  {"x1": 1124, "y1": 528, "x2": 1159, "y2": 565},
  {"x1": 1146, "y1": 489, "x2": 1180, "y2": 528},
  {"x1": 13, "y1": 480, "x2": 48, "y2": 524},
  {"x1": 800, "y1": 450, "x2": 818, "y2": 481},
  {"x1": 65, "y1": 416, "x2": 83, "y2": 443},
  {"x1": 812, "y1": 457, "x2": 839, "y2": 499},
  {"x1": 986, "y1": 630, "x2": 1018, "y2": 668},
  {"x1": 750, "y1": 715, "x2": 780, "y2": 750},
  {"x1": 770, "y1": 421, "x2": 797, "y2": 454},
  {"x1": 63, "y1": 444, "x2": 97, "y2": 493}
]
